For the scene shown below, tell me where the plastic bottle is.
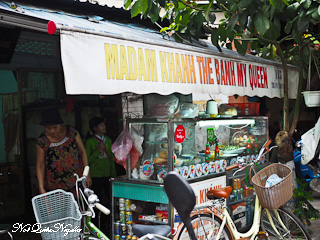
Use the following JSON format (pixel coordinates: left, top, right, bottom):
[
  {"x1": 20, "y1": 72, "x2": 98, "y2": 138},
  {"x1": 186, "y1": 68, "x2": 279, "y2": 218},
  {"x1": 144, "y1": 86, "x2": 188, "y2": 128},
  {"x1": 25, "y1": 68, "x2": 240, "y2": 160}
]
[
  {"x1": 214, "y1": 142, "x2": 220, "y2": 161},
  {"x1": 253, "y1": 137, "x2": 258, "y2": 154},
  {"x1": 205, "y1": 143, "x2": 211, "y2": 162},
  {"x1": 246, "y1": 138, "x2": 252, "y2": 155}
]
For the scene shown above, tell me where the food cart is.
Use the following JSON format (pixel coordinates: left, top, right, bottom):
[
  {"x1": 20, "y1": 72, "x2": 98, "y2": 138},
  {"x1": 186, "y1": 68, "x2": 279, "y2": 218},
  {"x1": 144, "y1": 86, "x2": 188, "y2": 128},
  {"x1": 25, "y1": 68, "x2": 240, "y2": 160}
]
[{"x1": 111, "y1": 116, "x2": 268, "y2": 239}]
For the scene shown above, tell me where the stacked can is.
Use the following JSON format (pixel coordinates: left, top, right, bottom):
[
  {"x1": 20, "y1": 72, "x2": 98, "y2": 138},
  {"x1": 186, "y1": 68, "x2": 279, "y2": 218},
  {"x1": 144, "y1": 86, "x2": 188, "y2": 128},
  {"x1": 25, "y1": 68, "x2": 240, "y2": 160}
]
[
  {"x1": 125, "y1": 198, "x2": 133, "y2": 239},
  {"x1": 116, "y1": 198, "x2": 126, "y2": 239}
]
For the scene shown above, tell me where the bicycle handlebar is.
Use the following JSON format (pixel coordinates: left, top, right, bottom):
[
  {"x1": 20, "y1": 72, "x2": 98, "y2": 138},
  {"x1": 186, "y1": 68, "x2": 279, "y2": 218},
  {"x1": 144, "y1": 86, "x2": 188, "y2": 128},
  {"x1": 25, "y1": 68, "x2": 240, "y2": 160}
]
[
  {"x1": 83, "y1": 166, "x2": 90, "y2": 177},
  {"x1": 76, "y1": 166, "x2": 110, "y2": 216},
  {"x1": 96, "y1": 203, "x2": 110, "y2": 215}
]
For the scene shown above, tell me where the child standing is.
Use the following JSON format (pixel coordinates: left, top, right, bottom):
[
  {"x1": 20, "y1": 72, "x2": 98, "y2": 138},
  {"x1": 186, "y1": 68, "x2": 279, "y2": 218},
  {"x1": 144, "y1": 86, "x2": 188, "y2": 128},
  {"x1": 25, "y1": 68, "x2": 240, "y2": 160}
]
[{"x1": 85, "y1": 117, "x2": 116, "y2": 235}]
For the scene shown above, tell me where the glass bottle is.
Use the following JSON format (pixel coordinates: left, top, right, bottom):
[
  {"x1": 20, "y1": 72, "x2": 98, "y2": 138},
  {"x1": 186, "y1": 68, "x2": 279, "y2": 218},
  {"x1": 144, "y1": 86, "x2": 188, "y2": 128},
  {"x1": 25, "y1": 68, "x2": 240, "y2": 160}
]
[
  {"x1": 214, "y1": 142, "x2": 220, "y2": 161},
  {"x1": 246, "y1": 138, "x2": 252, "y2": 155},
  {"x1": 253, "y1": 137, "x2": 258, "y2": 154},
  {"x1": 205, "y1": 143, "x2": 211, "y2": 162}
]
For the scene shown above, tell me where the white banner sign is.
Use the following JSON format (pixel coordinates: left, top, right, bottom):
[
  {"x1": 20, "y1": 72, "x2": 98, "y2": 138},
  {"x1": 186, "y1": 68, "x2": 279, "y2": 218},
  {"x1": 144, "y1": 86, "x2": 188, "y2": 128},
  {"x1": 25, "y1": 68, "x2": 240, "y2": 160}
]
[
  {"x1": 190, "y1": 175, "x2": 226, "y2": 207},
  {"x1": 61, "y1": 30, "x2": 298, "y2": 98}
]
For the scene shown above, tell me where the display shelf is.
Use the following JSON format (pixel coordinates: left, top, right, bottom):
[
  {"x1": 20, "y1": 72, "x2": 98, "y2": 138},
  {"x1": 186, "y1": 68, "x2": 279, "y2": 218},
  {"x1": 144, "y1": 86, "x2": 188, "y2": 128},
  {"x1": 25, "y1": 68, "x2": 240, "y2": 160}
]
[
  {"x1": 228, "y1": 195, "x2": 255, "y2": 205},
  {"x1": 112, "y1": 116, "x2": 268, "y2": 239},
  {"x1": 113, "y1": 181, "x2": 168, "y2": 204}
]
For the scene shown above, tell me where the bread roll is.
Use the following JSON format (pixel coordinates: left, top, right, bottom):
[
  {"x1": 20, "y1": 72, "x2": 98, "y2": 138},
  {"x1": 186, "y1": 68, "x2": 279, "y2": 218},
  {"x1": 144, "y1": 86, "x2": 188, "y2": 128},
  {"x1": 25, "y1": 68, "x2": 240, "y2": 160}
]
[
  {"x1": 159, "y1": 149, "x2": 168, "y2": 159},
  {"x1": 154, "y1": 157, "x2": 167, "y2": 164}
]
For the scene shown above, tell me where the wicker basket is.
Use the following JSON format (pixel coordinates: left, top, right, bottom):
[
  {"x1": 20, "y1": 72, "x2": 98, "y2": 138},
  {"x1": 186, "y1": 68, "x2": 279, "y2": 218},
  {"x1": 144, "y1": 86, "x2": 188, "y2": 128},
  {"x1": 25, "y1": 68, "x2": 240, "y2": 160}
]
[{"x1": 251, "y1": 163, "x2": 292, "y2": 209}]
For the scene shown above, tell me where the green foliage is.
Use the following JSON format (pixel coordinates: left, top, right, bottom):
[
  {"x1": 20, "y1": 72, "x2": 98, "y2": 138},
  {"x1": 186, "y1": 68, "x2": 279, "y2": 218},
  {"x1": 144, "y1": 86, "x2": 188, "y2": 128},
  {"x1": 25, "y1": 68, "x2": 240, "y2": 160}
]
[{"x1": 293, "y1": 179, "x2": 319, "y2": 226}]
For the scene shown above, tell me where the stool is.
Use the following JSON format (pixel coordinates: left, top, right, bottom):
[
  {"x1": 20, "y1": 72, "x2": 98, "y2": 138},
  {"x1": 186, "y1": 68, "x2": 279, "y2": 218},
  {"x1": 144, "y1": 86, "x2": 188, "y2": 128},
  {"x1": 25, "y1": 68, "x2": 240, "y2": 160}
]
[{"x1": 0, "y1": 224, "x2": 13, "y2": 240}]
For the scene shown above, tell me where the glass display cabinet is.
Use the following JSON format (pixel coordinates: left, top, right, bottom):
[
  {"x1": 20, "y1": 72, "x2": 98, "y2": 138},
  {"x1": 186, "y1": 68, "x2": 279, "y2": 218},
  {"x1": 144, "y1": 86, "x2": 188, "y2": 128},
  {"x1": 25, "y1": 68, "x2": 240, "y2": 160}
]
[{"x1": 111, "y1": 116, "x2": 268, "y2": 239}]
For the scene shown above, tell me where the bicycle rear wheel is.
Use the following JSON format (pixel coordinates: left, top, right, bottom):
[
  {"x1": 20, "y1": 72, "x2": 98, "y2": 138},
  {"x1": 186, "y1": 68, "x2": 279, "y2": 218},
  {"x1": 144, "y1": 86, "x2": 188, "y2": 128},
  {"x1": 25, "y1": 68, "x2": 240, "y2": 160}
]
[
  {"x1": 176, "y1": 213, "x2": 233, "y2": 240},
  {"x1": 260, "y1": 207, "x2": 311, "y2": 240}
]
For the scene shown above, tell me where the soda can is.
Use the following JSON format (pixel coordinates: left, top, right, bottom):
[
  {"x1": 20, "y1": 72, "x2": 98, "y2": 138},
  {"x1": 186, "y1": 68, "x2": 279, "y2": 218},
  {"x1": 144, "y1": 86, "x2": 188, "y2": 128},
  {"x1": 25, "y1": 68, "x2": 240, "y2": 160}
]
[
  {"x1": 232, "y1": 190, "x2": 238, "y2": 200},
  {"x1": 229, "y1": 193, "x2": 235, "y2": 202},
  {"x1": 244, "y1": 187, "x2": 250, "y2": 197},
  {"x1": 125, "y1": 211, "x2": 133, "y2": 224},
  {"x1": 114, "y1": 221, "x2": 120, "y2": 235},
  {"x1": 127, "y1": 223, "x2": 133, "y2": 236},
  {"x1": 126, "y1": 235, "x2": 132, "y2": 240},
  {"x1": 237, "y1": 178, "x2": 241, "y2": 189},
  {"x1": 120, "y1": 211, "x2": 126, "y2": 223},
  {"x1": 131, "y1": 235, "x2": 138, "y2": 240},
  {"x1": 115, "y1": 235, "x2": 120, "y2": 240},
  {"x1": 120, "y1": 236, "x2": 126, "y2": 240},
  {"x1": 120, "y1": 223, "x2": 127, "y2": 236},
  {"x1": 240, "y1": 188, "x2": 244, "y2": 199},
  {"x1": 125, "y1": 199, "x2": 132, "y2": 211},
  {"x1": 237, "y1": 189, "x2": 242, "y2": 200},
  {"x1": 250, "y1": 187, "x2": 254, "y2": 195},
  {"x1": 232, "y1": 179, "x2": 238, "y2": 190}
]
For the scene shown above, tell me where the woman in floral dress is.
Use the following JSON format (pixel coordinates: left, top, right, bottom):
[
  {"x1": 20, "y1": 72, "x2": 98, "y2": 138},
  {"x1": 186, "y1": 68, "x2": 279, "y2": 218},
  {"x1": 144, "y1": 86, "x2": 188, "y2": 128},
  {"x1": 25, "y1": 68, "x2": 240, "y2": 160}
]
[{"x1": 36, "y1": 109, "x2": 91, "y2": 195}]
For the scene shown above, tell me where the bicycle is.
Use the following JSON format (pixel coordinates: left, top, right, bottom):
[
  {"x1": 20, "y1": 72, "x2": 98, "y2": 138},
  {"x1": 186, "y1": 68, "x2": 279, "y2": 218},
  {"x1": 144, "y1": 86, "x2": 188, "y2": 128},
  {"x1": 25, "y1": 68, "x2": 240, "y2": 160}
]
[
  {"x1": 176, "y1": 141, "x2": 311, "y2": 240},
  {"x1": 32, "y1": 166, "x2": 111, "y2": 240}
]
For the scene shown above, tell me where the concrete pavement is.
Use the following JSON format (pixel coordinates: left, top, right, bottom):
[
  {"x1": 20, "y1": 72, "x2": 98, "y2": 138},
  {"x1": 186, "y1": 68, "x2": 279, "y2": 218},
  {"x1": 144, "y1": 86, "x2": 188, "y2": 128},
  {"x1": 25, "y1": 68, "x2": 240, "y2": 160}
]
[{"x1": 309, "y1": 192, "x2": 320, "y2": 240}]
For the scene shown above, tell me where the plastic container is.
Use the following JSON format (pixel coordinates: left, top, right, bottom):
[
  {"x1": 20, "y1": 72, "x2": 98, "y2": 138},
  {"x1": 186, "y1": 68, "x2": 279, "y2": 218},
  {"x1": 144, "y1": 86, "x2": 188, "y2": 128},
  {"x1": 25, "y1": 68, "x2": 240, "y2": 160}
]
[
  {"x1": 229, "y1": 103, "x2": 260, "y2": 116},
  {"x1": 302, "y1": 91, "x2": 320, "y2": 107},
  {"x1": 32, "y1": 189, "x2": 82, "y2": 240}
]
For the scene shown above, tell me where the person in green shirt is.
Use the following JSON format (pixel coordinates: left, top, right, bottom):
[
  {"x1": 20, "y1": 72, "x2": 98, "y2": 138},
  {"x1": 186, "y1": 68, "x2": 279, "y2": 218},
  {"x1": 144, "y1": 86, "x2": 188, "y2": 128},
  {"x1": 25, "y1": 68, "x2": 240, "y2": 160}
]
[{"x1": 85, "y1": 117, "x2": 116, "y2": 206}]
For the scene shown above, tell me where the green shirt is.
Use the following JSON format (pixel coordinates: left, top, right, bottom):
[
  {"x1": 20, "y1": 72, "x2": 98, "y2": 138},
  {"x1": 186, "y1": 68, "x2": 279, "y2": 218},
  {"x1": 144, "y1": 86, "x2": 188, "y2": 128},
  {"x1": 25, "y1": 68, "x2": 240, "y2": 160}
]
[{"x1": 85, "y1": 136, "x2": 116, "y2": 178}]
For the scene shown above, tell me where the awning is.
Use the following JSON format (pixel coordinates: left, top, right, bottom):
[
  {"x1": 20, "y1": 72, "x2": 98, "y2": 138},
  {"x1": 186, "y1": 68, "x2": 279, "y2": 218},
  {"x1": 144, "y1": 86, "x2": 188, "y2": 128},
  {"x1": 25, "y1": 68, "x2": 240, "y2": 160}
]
[
  {"x1": 0, "y1": 1, "x2": 299, "y2": 98},
  {"x1": 77, "y1": 0, "x2": 125, "y2": 8}
]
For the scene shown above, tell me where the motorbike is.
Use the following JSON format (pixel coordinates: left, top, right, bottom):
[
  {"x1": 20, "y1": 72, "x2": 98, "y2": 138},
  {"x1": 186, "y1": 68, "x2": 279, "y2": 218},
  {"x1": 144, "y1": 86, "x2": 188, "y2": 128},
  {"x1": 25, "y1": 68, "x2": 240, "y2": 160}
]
[
  {"x1": 294, "y1": 140, "x2": 320, "y2": 192},
  {"x1": 298, "y1": 117, "x2": 320, "y2": 193}
]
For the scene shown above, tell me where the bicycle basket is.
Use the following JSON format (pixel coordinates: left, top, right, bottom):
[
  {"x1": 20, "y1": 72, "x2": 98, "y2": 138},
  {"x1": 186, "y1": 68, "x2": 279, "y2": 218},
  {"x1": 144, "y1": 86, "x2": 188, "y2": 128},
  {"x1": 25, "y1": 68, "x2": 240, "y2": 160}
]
[
  {"x1": 32, "y1": 189, "x2": 82, "y2": 240},
  {"x1": 251, "y1": 163, "x2": 292, "y2": 209}
]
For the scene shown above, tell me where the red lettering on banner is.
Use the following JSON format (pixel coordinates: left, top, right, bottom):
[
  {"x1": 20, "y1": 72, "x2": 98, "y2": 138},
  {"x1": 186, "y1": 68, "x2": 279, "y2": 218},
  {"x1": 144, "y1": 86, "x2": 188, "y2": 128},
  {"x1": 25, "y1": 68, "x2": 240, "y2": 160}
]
[
  {"x1": 208, "y1": 58, "x2": 214, "y2": 84},
  {"x1": 196, "y1": 57, "x2": 204, "y2": 84},
  {"x1": 263, "y1": 67, "x2": 268, "y2": 88},
  {"x1": 249, "y1": 65, "x2": 268, "y2": 90},
  {"x1": 214, "y1": 59, "x2": 220, "y2": 84},
  {"x1": 202, "y1": 57, "x2": 208, "y2": 84},
  {"x1": 225, "y1": 61, "x2": 236, "y2": 86},
  {"x1": 237, "y1": 63, "x2": 247, "y2": 87},
  {"x1": 220, "y1": 60, "x2": 225, "y2": 85}
]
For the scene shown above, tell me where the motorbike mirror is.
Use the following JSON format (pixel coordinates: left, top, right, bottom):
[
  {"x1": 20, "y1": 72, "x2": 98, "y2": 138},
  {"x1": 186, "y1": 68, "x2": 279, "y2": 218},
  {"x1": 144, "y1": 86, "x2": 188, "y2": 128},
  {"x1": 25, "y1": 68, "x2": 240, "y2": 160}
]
[
  {"x1": 295, "y1": 140, "x2": 302, "y2": 148},
  {"x1": 164, "y1": 171, "x2": 197, "y2": 240}
]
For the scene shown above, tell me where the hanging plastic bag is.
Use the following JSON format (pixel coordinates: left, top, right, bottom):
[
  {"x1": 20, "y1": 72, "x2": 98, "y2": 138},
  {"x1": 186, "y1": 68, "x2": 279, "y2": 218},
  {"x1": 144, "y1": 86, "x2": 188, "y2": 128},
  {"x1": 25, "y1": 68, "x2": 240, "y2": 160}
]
[
  {"x1": 112, "y1": 125, "x2": 133, "y2": 162},
  {"x1": 130, "y1": 126, "x2": 144, "y2": 156}
]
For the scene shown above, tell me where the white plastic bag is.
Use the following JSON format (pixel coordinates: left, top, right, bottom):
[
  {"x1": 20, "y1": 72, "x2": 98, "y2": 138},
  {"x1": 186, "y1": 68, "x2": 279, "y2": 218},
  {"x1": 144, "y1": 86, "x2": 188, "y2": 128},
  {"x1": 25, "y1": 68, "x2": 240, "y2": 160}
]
[
  {"x1": 265, "y1": 174, "x2": 283, "y2": 187},
  {"x1": 301, "y1": 116, "x2": 320, "y2": 164}
]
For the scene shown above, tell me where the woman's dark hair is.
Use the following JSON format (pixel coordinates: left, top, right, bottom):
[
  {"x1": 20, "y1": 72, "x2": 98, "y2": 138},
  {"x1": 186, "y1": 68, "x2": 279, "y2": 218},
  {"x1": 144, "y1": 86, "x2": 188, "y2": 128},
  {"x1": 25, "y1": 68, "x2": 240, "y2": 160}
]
[{"x1": 89, "y1": 117, "x2": 105, "y2": 132}]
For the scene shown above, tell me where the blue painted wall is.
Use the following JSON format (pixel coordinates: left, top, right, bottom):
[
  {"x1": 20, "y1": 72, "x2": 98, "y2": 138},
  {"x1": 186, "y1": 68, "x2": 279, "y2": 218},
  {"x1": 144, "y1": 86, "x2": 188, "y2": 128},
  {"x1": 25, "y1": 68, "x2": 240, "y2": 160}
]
[{"x1": 0, "y1": 70, "x2": 18, "y2": 163}]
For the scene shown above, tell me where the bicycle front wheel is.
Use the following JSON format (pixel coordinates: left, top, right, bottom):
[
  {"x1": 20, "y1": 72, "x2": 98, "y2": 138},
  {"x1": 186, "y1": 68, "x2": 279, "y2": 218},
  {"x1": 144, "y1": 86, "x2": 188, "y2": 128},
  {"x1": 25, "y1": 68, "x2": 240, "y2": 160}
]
[
  {"x1": 176, "y1": 213, "x2": 233, "y2": 240},
  {"x1": 260, "y1": 207, "x2": 311, "y2": 240}
]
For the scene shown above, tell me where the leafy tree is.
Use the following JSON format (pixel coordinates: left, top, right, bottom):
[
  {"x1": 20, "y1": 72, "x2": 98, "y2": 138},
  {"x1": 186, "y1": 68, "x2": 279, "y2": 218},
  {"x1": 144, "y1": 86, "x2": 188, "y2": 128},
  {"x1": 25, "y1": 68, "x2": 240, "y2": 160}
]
[{"x1": 125, "y1": 0, "x2": 320, "y2": 133}]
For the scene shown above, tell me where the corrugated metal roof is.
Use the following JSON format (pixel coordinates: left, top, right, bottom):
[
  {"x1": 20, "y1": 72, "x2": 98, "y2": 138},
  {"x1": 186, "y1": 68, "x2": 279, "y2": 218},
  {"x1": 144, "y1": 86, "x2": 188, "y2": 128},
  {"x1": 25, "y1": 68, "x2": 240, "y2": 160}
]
[
  {"x1": 0, "y1": 0, "x2": 288, "y2": 67},
  {"x1": 77, "y1": 0, "x2": 125, "y2": 8}
]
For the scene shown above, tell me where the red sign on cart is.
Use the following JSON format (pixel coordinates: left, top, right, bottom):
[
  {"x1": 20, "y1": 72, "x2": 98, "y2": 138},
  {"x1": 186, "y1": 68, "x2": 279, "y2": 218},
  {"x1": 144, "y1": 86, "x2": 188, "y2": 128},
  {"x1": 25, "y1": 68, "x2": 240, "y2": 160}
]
[{"x1": 175, "y1": 125, "x2": 185, "y2": 143}]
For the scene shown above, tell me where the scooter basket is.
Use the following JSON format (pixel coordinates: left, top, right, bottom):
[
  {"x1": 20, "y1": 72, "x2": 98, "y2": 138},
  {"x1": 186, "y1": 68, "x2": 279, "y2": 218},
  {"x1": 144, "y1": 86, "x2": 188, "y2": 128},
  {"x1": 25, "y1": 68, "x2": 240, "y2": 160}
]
[
  {"x1": 32, "y1": 189, "x2": 82, "y2": 240},
  {"x1": 251, "y1": 163, "x2": 292, "y2": 209}
]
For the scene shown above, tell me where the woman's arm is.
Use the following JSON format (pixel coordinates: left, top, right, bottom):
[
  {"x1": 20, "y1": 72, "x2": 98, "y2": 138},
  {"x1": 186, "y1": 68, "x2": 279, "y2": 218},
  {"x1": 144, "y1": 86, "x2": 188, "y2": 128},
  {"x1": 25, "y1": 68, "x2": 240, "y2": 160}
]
[
  {"x1": 36, "y1": 145, "x2": 46, "y2": 194},
  {"x1": 75, "y1": 132, "x2": 92, "y2": 187}
]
